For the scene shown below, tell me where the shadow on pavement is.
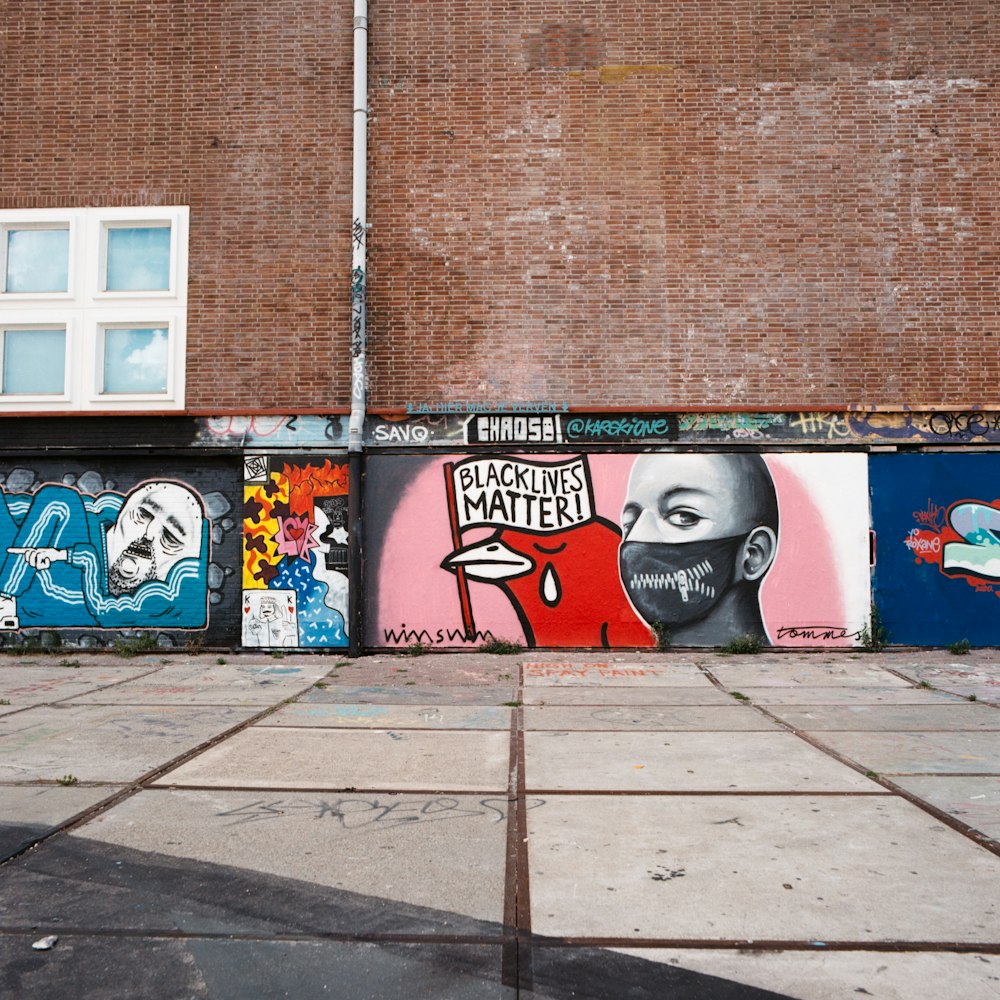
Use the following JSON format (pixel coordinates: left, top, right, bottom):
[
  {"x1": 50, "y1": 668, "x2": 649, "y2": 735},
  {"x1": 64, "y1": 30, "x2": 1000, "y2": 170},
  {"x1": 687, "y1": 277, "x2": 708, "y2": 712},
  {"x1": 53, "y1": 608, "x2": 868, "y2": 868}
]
[{"x1": 0, "y1": 824, "x2": 793, "y2": 999}]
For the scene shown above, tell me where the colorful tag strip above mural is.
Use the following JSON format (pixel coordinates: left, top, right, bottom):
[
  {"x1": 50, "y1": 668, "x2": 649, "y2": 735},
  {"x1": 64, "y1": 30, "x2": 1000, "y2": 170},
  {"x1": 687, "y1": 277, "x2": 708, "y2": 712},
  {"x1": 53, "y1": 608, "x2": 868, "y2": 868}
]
[{"x1": 189, "y1": 410, "x2": 1000, "y2": 450}]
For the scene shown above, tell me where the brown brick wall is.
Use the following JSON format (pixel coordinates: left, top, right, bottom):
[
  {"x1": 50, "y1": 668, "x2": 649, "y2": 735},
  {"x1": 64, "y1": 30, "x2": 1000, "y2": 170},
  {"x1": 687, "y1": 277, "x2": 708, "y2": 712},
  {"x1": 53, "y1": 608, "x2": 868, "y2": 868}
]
[
  {"x1": 1, "y1": 1, "x2": 354, "y2": 411},
  {"x1": 367, "y1": 1, "x2": 1000, "y2": 409},
  {"x1": 4, "y1": 3, "x2": 999, "y2": 412}
]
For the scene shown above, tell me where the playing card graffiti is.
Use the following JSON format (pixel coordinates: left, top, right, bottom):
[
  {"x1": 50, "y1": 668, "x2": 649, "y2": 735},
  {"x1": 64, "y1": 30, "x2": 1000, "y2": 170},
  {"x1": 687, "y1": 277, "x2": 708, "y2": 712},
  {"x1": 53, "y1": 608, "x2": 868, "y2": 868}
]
[{"x1": 242, "y1": 456, "x2": 349, "y2": 648}]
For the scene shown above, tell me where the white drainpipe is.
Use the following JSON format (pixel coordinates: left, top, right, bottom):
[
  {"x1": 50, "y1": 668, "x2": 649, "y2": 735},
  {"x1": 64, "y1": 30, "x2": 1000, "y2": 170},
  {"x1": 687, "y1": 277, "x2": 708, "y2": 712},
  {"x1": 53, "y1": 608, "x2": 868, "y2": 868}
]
[
  {"x1": 349, "y1": 0, "x2": 368, "y2": 451},
  {"x1": 347, "y1": 0, "x2": 368, "y2": 656}
]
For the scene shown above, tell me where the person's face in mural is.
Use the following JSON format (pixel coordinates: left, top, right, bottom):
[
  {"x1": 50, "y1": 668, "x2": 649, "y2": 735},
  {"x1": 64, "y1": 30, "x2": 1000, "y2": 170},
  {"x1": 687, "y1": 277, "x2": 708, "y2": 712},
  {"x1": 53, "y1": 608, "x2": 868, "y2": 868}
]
[
  {"x1": 257, "y1": 598, "x2": 280, "y2": 621},
  {"x1": 619, "y1": 454, "x2": 778, "y2": 643},
  {"x1": 105, "y1": 482, "x2": 204, "y2": 596}
]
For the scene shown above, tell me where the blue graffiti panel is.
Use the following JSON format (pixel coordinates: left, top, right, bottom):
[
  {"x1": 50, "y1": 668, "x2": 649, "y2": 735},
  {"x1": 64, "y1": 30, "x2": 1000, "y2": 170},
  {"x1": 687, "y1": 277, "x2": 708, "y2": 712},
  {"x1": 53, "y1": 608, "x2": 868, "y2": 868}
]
[{"x1": 871, "y1": 453, "x2": 1000, "y2": 645}]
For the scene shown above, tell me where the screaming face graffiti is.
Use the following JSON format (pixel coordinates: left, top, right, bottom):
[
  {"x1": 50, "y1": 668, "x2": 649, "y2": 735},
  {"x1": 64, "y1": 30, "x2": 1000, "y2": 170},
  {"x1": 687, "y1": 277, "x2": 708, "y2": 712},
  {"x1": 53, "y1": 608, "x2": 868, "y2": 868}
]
[
  {"x1": 105, "y1": 482, "x2": 204, "y2": 595},
  {"x1": 0, "y1": 479, "x2": 210, "y2": 630}
]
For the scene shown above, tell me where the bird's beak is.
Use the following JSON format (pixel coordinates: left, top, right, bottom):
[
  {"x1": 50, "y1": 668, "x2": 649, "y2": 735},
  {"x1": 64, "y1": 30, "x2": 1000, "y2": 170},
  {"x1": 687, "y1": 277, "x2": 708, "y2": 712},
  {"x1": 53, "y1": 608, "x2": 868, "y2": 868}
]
[{"x1": 441, "y1": 539, "x2": 535, "y2": 581}]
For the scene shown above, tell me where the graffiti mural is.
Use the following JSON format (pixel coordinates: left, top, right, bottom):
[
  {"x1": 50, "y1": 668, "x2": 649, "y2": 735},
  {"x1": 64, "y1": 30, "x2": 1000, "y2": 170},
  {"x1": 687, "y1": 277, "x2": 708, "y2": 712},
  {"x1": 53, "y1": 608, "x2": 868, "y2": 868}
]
[
  {"x1": 0, "y1": 461, "x2": 240, "y2": 641},
  {"x1": 242, "y1": 456, "x2": 349, "y2": 648},
  {"x1": 440, "y1": 456, "x2": 651, "y2": 646},
  {"x1": 618, "y1": 453, "x2": 779, "y2": 646},
  {"x1": 872, "y1": 453, "x2": 1000, "y2": 645},
  {"x1": 365, "y1": 453, "x2": 870, "y2": 649}
]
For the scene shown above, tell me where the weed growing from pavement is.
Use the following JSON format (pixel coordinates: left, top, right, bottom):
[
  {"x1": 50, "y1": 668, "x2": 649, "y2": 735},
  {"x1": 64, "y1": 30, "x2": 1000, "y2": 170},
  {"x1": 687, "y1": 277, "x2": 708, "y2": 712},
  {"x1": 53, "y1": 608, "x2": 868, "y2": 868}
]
[
  {"x1": 269, "y1": 650, "x2": 287, "y2": 659},
  {"x1": 113, "y1": 633, "x2": 159, "y2": 658},
  {"x1": 730, "y1": 691, "x2": 750, "y2": 702},
  {"x1": 401, "y1": 642, "x2": 432, "y2": 657},
  {"x1": 59, "y1": 659, "x2": 80, "y2": 668},
  {"x1": 969, "y1": 694, "x2": 978, "y2": 702},
  {"x1": 719, "y1": 633, "x2": 763, "y2": 655},
  {"x1": 57, "y1": 774, "x2": 78, "y2": 786},
  {"x1": 480, "y1": 638, "x2": 524, "y2": 655},
  {"x1": 502, "y1": 700, "x2": 523, "y2": 707},
  {"x1": 948, "y1": 638, "x2": 971, "y2": 655},
  {"x1": 0, "y1": 699, "x2": 9, "y2": 705},
  {"x1": 859, "y1": 603, "x2": 890, "y2": 652}
]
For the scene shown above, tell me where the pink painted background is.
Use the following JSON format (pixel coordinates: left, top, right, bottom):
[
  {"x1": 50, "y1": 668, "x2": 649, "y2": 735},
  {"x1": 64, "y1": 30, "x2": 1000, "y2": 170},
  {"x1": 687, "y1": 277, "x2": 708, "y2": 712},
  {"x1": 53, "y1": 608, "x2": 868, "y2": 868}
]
[{"x1": 368, "y1": 453, "x2": 870, "y2": 648}]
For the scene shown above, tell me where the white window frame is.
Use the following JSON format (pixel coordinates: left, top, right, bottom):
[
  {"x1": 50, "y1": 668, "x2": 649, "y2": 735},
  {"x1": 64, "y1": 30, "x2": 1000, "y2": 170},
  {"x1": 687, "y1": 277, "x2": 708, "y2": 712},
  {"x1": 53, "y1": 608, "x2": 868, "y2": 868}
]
[{"x1": 0, "y1": 206, "x2": 188, "y2": 412}]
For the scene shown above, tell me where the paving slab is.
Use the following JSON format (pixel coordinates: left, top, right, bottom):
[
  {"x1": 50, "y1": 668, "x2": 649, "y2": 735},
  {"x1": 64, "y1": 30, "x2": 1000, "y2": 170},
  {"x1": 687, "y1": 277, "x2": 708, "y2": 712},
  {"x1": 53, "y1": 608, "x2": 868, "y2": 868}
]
[
  {"x1": 811, "y1": 731, "x2": 1000, "y2": 775},
  {"x1": 298, "y1": 684, "x2": 517, "y2": 705},
  {"x1": 66, "y1": 660, "x2": 329, "y2": 705},
  {"x1": 522, "y1": 686, "x2": 738, "y2": 706},
  {"x1": 523, "y1": 947, "x2": 794, "y2": 999},
  {"x1": 0, "y1": 828, "x2": 506, "y2": 938},
  {"x1": 891, "y1": 776, "x2": 1000, "y2": 840},
  {"x1": 893, "y1": 663, "x2": 1000, "y2": 704},
  {"x1": 0, "y1": 785, "x2": 125, "y2": 861},
  {"x1": 0, "y1": 938, "x2": 512, "y2": 1000},
  {"x1": 0, "y1": 663, "x2": 159, "y2": 709},
  {"x1": 615, "y1": 949, "x2": 1000, "y2": 1000},
  {"x1": 155, "y1": 727, "x2": 511, "y2": 791},
  {"x1": 739, "y1": 687, "x2": 968, "y2": 706},
  {"x1": 261, "y1": 702, "x2": 511, "y2": 729},
  {"x1": 524, "y1": 731, "x2": 881, "y2": 792},
  {"x1": 523, "y1": 662, "x2": 712, "y2": 686},
  {"x1": 709, "y1": 662, "x2": 912, "y2": 688},
  {"x1": 767, "y1": 704, "x2": 1000, "y2": 731},
  {"x1": 527, "y1": 795, "x2": 1000, "y2": 941},
  {"x1": 0, "y1": 703, "x2": 258, "y2": 782},
  {"x1": 523, "y1": 705, "x2": 780, "y2": 732},
  {"x1": 79, "y1": 787, "x2": 511, "y2": 923}
]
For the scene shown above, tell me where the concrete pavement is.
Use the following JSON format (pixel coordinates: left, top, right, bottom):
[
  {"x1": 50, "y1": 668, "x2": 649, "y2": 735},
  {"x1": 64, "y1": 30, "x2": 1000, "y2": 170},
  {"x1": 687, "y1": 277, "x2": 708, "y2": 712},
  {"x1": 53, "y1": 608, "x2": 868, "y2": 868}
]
[{"x1": 0, "y1": 647, "x2": 998, "y2": 998}]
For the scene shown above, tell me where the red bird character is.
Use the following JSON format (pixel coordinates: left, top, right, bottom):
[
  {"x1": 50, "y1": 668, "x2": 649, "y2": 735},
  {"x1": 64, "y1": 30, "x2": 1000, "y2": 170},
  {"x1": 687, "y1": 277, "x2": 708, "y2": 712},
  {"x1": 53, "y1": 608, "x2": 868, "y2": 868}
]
[{"x1": 441, "y1": 517, "x2": 654, "y2": 648}]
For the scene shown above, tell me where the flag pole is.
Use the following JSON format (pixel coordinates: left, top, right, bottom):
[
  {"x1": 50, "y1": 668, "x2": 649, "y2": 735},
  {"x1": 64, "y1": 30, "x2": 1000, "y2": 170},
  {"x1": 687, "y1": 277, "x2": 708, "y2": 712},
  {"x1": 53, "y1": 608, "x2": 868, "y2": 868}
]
[{"x1": 443, "y1": 462, "x2": 476, "y2": 640}]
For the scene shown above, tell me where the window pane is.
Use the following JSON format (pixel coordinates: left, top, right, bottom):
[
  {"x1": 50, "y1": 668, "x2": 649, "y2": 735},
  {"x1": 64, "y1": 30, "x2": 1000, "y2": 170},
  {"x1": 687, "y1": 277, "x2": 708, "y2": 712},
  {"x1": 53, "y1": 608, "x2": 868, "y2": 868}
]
[
  {"x1": 106, "y1": 226, "x2": 170, "y2": 291},
  {"x1": 103, "y1": 327, "x2": 169, "y2": 393},
  {"x1": 3, "y1": 329, "x2": 66, "y2": 394},
  {"x1": 5, "y1": 229, "x2": 69, "y2": 293}
]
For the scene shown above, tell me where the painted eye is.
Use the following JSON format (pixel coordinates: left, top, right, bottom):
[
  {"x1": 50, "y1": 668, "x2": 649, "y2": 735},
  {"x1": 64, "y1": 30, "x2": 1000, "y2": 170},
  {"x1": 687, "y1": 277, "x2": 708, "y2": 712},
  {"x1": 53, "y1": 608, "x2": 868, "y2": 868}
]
[
  {"x1": 621, "y1": 504, "x2": 640, "y2": 537},
  {"x1": 666, "y1": 509, "x2": 702, "y2": 528},
  {"x1": 160, "y1": 529, "x2": 183, "y2": 553}
]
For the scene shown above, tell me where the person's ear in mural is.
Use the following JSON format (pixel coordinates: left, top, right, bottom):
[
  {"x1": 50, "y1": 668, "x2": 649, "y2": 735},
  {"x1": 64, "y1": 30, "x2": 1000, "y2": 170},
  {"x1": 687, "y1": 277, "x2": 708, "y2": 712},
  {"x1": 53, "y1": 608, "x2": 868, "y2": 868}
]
[{"x1": 619, "y1": 453, "x2": 779, "y2": 646}]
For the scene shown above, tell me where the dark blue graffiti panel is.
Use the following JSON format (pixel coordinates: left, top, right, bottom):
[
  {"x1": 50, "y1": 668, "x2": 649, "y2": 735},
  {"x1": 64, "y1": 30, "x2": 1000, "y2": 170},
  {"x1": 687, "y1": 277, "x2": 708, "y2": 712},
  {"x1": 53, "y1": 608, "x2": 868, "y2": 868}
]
[{"x1": 871, "y1": 453, "x2": 1000, "y2": 646}]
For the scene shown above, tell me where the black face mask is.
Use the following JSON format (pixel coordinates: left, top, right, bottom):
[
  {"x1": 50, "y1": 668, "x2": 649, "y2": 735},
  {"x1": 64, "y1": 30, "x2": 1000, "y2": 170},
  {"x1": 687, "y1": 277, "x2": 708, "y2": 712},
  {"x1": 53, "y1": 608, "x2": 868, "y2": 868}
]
[{"x1": 619, "y1": 535, "x2": 748, "y2": 627}]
